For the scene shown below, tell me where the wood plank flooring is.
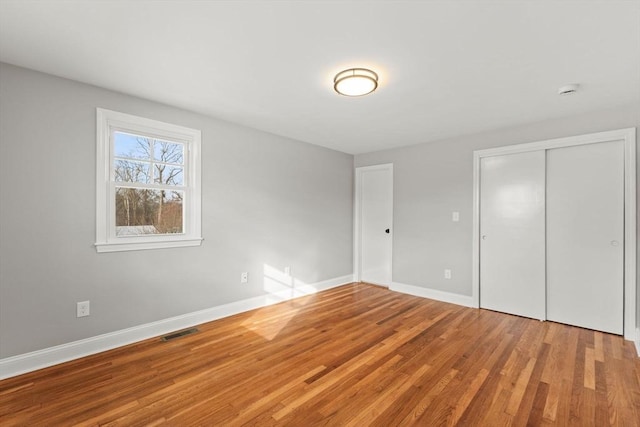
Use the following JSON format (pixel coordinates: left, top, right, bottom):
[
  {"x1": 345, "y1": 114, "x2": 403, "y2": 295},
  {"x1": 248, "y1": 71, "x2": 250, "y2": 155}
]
[{"x1": 1, "y1": 283, "x2": 639, "y2": 426}]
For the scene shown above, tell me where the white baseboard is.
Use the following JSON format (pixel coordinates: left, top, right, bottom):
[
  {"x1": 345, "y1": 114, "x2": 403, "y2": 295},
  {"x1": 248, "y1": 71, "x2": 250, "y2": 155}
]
[
  {"x1": 0, "y1": 275, "x2": 353, "y2": 380},
  {"x1": 636, "y1": 328, "x2": 640, "y2": 357},
  {"x1": 390, "y1": 281, "x2": 476, "y2": 308}
]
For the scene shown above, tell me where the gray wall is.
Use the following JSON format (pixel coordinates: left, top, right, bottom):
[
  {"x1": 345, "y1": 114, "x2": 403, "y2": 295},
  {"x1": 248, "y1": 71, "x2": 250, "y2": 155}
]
[
  {"x1": 355, "y1": 104, "x2": 640, "y2": 322},
  {"x1": 1, "y1": 61, "x2": 638, "y2": 360},
  {"x1": 0, "y1": 63, "x2": 354, "y2": 358}
]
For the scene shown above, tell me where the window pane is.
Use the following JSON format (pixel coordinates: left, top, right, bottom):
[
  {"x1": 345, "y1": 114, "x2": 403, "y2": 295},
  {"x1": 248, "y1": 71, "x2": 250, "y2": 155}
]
[
  {"x1": 154, "y1": 140, "x2": 184, "y2": 164},
  {"x1": 154, "y1": 164, "x2": 184, "y2": 185},
  {"x1": 114, "y1": 159, "x2": 150, "y2": 183},
  {"x1": 115, "y1": 188, "x2": 183, "y2": 235},
  {"x1": 114, "y1": 132, "x2": 151, "y2": 160}
]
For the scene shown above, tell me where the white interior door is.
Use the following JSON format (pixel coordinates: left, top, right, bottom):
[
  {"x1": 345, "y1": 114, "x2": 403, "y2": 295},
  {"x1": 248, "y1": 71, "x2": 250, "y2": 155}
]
[
  {"x1": 546, "y1": 140, "x2": 624, "y2": 334},
  {"x1": 480, "y1": 151, "x2": 546, "y2": 320},
  {"x1": 357, "y1": 165, "x2": 393, "y2": 286}
]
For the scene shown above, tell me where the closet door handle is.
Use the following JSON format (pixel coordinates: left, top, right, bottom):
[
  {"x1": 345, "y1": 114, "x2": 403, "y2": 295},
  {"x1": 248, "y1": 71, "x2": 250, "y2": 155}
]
[
  {"x1": 385, "y1": 229, "x2": 390, "y2": 234},
  {"x1": 611, "y1": 240, "x2": 619, "y2": 246}
]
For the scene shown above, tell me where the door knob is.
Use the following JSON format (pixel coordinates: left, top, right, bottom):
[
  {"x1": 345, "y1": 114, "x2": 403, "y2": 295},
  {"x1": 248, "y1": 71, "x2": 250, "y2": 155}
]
[
  {"x1": 482, "y1": 235, "x2": 487, "y2": 240},
  {"x1": 385, "y1": 229, "x2": 390, "y2": 234},
  {"x1": 611, "y1": 240, "x2": 619, "y2": 246}
]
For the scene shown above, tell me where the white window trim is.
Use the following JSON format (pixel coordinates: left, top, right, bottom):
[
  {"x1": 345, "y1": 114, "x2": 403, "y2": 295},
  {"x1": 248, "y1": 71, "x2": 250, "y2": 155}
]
[{"x1": 95, "y1": 108, "x2": 202, "y2": 253}]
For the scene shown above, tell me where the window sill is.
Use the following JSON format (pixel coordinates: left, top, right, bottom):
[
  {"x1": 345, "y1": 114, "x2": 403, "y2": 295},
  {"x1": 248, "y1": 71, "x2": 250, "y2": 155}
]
[{"x1": 95, "y1": 238, "x2": 203, "y2": 253}]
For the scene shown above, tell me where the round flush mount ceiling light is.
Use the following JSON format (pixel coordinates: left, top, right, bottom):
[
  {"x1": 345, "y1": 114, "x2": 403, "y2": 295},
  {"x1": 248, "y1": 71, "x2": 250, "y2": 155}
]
[{"x1": 334, "y1": 68, "x2": 379, "y2": 97}]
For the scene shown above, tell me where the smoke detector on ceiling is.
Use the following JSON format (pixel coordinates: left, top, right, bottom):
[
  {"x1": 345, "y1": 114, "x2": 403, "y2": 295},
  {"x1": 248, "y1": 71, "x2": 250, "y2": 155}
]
[{"x1": 558, "y1": 83, "x2": 580, "y2": 95}]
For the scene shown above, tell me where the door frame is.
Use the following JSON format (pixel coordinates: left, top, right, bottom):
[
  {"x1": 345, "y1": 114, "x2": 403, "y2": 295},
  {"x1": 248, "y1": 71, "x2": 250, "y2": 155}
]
[
  {"x1": 472, "y1": 128, "x2": 636, "y2": 340},
  {"x1": 354, "y1": 163, "x2": 393, "y2": 284}
]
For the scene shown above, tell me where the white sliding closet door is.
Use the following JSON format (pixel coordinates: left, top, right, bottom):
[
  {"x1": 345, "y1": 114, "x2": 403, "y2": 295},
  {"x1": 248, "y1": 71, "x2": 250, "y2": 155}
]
[
  {"x1": 546, "y1": 140, "x2": 624, "y2": 334},
  {"x1": 479, "y1": 151, "x2": 546, "y2": 320}
]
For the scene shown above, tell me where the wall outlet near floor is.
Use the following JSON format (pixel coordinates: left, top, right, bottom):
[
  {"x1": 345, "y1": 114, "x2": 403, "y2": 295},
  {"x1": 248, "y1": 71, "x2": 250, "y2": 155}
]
[
  {"x1": 444, "y1": 269, "x2": 452, "y2": 279},
  {"x1": 284, "y1": 266, "x2": 291, "y2": 276},
  {"x1": 240, "y1": 272, "x2": 248, "y2": 283},
  {"x1": 77, "y1": 301, "x2": 90, "y2": 317},
  {"x1": 452, "y1": 211, "x2": 460, "y2": 222}
]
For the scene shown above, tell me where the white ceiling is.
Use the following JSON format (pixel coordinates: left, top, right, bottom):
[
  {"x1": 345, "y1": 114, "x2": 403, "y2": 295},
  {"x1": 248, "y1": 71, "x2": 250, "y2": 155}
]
[{"x1": 1, "y1": 1, "x2": 639, "y2": 155}]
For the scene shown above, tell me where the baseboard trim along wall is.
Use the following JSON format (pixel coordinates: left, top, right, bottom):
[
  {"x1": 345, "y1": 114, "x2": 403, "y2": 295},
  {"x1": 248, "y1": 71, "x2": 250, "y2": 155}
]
[
  {"x1": 636, "y1": 328, "x2": 640, "y2": 357},
  {"x1": 390, "y1": 282, "x2": 476, "y2": 308},
  {"x1": 0, "y1": 275, "x2": 354, "y2": 380}
]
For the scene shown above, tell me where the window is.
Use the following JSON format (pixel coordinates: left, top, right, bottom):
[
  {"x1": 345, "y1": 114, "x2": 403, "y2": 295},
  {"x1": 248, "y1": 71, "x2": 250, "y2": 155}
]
[{"x1": 96, "y1": 109, "x2": 202, "y2": 252}]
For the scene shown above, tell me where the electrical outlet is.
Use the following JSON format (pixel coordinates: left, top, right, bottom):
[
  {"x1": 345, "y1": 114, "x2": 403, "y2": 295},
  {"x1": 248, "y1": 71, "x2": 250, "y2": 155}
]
[
  {"x1": 77, "y1": 301, "x2": 90, "y2": 317},
  {"x1": 240, "y1": 272, "x2": 248, "y2": 283},
  {"x1": 284, "y1": 266, "x2": 291, "y2": 276},
  {"x1": 444, "y1": 269, "x2": 452, "y2": 279},
  {"x1": 452, "y1": 211, "x2": 460, "y2": 222}
]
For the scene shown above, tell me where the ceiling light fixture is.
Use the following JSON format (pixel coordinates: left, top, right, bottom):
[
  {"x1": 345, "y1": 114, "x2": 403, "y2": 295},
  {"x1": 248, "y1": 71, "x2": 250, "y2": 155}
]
[{"x1": 334, "y1": 68, "x2": 378, "y2": 97}]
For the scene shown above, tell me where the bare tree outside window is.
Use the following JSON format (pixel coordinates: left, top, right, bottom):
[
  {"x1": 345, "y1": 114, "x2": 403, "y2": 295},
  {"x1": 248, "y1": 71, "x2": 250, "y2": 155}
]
[{"x1": 114, "y1": 133, "x2": 184, "y2": 236}]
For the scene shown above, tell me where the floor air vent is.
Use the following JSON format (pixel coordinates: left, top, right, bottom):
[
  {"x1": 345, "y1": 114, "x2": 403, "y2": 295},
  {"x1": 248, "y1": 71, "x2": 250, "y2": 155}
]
[{"x1": 161, "y1": 327, "x2": 199, "y2": 342}]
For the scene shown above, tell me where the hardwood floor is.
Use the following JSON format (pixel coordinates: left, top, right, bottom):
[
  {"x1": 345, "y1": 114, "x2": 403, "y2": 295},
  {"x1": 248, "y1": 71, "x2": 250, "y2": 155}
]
[{"x1": 1, "y1": 283, "x2": 639, "y2": 426}]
